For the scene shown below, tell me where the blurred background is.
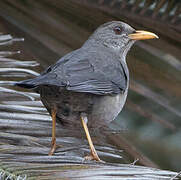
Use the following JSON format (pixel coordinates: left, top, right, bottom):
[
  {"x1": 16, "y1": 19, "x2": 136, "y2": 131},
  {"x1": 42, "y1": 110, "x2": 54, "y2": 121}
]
[{"x1": 0, "y1": 0, "x2": 180, "y2": 178}]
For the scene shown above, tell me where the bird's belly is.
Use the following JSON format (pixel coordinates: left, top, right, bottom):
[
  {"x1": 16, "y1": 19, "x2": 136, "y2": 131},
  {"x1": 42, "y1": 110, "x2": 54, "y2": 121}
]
[
  {"x1": 40, "y1": 86, "x2": 94, "y2": 128},
  {"x1": 89, "y1": 90, "x2": 128, "y2": 128},
  {"x1": 39, "y1": 86, "x2": 128, "y2": 129}
]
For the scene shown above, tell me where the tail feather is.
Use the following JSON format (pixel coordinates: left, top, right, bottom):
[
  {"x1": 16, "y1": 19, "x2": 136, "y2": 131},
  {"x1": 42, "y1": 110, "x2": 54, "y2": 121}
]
[
  {"x1": 15, "y1": 79, "x2": 37, "y2": 89},
  {"x1": 15, "y1": 73, "x2": 61, "y2": 89}
]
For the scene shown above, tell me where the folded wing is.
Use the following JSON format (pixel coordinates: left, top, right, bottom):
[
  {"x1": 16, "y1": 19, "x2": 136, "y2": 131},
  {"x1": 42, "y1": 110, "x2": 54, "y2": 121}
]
[{"x1": 16, "y1": 49, "x2": 128, "y2": 95}]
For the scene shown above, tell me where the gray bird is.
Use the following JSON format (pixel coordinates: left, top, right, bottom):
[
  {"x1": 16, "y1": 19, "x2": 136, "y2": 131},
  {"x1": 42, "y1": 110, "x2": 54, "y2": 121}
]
[{"x1": 16, "y1": 21, "x2": 158, "y2": 161}]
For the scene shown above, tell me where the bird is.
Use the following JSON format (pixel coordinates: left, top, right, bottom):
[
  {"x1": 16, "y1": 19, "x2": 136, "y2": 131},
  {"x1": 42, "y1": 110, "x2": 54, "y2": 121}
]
[{"x1": 16, "y1": 21, "x2": 158, "y2": 161}]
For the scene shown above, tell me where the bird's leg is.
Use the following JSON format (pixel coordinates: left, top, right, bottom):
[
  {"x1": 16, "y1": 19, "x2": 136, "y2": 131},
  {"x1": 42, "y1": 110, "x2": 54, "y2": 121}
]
[
  {"x1": 48, "y1": 107, "x2": 57, "y2": 156},
  {"x1": 81, "y1": 113, "x2": 101, "y2": 161}
]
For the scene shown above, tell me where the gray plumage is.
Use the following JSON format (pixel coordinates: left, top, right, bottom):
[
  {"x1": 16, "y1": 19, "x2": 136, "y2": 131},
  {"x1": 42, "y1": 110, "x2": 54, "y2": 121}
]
[{"x1": 16, "y1": 21, "x2": 136, "y2": 128}]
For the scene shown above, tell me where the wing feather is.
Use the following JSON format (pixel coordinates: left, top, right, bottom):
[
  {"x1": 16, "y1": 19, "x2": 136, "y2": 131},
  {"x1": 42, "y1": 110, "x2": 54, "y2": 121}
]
[{"x1": 17, "y1": 49, "x2": 128, "y2": 95}]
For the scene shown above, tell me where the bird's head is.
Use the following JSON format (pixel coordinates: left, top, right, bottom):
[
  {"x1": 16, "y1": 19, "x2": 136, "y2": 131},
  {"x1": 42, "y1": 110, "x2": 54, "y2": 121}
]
[{"x1": 87, "y1": 21, "x2": 158, "y2": 57}]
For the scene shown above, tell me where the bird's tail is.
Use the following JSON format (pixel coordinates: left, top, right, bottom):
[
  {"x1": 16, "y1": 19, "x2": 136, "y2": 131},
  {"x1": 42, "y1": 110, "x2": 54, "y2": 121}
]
[
  {"x1": 15, "y1": 79, "x2": 37, "y2": 89},
  {"x1": 15, "y1": 73, "x2": 58, "y2": 89}
]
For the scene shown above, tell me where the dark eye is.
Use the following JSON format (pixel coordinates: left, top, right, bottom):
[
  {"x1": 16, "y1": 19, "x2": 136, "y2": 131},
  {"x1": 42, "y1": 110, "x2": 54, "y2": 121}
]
[{"x1": 113, "y1": 26, "x2": 122, "y2": 35}]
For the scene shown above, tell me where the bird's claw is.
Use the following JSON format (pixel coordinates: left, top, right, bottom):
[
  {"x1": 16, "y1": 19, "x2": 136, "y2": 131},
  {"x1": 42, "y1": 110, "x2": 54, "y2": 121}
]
[
  {"x1": 48, "y1": 139, "x2": 56, "y2": 156},
  {"x1": 84, "y1": 154, "x2": 104, "y2": 163}
]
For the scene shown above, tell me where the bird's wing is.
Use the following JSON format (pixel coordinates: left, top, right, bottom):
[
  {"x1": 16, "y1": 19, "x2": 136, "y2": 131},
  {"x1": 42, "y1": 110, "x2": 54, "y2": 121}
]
[
  {"x1": 19, "y1": 49, "x2": 128, "y2": 95},
  {"x1": 55, "y1": 49, "x2": 127, "y2": 95},
  {"x1": 64, "y1": 58, "x2": 127, "y2": 95}
]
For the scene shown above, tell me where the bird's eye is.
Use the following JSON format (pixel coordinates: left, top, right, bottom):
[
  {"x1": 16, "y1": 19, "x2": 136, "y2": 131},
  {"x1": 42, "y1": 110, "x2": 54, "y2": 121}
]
[{"x1": 113, "y1": 26, "x2": 122, "y2": 35}]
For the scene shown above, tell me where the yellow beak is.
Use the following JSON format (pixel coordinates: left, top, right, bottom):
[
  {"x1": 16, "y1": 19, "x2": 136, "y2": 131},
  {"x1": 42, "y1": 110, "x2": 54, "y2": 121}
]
[{"x1": 128, "y1": 30, "x2": 159, "y2": 40}]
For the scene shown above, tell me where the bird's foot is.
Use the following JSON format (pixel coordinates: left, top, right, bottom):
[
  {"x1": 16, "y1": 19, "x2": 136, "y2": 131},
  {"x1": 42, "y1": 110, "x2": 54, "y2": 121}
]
[
  {"x1": 84, "y1": 155, "x2": 100, "y2": 161},
  {"x1": 48, "y1": 138, "x2": 56, "y2": 156},
  {"x1": 48, "y1": 144, "x2": 63, "y2": 156},
  {"x1": 84, "y1": 152, "x2": 103, "y2": 162}
]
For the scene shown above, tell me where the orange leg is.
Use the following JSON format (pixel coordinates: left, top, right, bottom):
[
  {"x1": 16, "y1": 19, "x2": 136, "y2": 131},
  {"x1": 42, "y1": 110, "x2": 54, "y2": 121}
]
[
  {"x1": 48, "y1": 107, "x2": 57, "y2": 156},
  {"x1": 81, "y1": 113, "x2": 101, "y2": 161}
]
